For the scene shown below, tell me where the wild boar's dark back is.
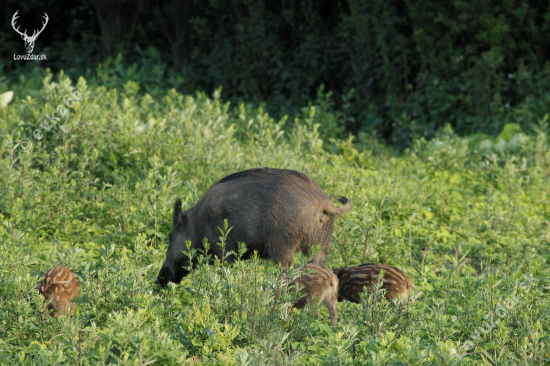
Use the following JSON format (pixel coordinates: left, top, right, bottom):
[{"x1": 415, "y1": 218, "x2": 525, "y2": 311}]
[{"x1": 156, "y1": 168, "x2": 351, "y2": 286}]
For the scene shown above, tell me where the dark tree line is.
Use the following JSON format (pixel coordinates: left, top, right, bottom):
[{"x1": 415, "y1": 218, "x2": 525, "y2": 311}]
[{"x1": 2, "y1": 0, "x2": 550, "y2": 145}]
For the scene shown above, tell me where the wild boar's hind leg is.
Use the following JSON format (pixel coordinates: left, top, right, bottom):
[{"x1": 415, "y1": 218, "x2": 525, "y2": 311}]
[
  {"x1": 309, "y1": 227, "x2": 333, "y2": 266},
  {"x1": 310, "y1": 196, "x2": 351, "y2": 266},
  {"x1": 327, "y1": 299, "x2": 338, "y2": 330},
  {"x1": 310, "y1": 242, "x2": 330, "y2": 266},
  {"x1": 267, "y1": 238, "x2": 297, "y2": 267}
]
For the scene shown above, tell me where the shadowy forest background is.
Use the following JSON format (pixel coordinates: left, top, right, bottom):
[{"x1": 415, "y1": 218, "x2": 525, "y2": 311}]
[{"x1": 2, "y1": 0, "x2": 550, "y2": 148}]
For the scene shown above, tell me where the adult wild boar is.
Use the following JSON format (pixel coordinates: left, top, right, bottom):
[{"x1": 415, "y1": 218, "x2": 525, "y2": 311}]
[{"x1": 156, "y1": 168, "x2": 351, "y2": 286}]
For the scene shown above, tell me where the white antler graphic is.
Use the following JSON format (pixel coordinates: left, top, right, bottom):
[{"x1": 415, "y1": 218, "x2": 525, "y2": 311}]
[{"x1": 12, "y1": 11, "x2": 49, "y2": 54}]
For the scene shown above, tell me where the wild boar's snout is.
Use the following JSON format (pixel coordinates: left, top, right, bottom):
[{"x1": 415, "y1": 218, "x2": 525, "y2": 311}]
[
  {"x1": 155, "y1": 266, "x2": 168, "y2": 287},
  {"x1": 156, "y1": 168, "x2": 351, "y2": 285},
  {"x1": 155, "y1": 261, "x2": 189, "y2": 287}
]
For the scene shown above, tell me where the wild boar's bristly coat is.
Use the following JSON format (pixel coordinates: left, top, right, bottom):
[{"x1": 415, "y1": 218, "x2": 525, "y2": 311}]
[
  {"x1": 156, "y1": 168, "x2": 351, "y2": 286},
  {"x1": 293, "y1": 264, "x2": 339, "y2": 329},
  {"x1": 38, "y1": 266, "x2": 81, "y2": 317},
  {"x1": 333, "y1": 263, "x2": 414, "y2": 303}
]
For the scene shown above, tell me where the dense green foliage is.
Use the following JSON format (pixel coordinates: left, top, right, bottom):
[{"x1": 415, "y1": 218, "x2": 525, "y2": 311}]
[
  {"x1": 3, "y1": 0, "x2": 550, "y2": 145},
  {"x1": 1, "y1": 70, "x2": 549, "y2": 364}
]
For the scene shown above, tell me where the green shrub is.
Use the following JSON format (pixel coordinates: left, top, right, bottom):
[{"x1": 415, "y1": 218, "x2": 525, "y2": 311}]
[
  {"x1": 3, "y1": 1, "x2": 550, "y2": 145},
  {"x1": 0, "y1": 70, "x2": 549, "y2": 364}
]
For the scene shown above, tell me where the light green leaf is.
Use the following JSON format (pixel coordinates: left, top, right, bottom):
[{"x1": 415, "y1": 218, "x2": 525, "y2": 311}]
[{"x1": 496, "y1": 123, "x2": 521, "y2": 143}]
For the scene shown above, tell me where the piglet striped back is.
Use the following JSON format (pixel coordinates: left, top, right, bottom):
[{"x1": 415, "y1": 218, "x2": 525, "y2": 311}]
[
  {"x1": 38, "y1": 266, "x2": 81, "y2": 317},
  {"x1": 333, "y1": 263, "x2": 414, "y2": 303}
]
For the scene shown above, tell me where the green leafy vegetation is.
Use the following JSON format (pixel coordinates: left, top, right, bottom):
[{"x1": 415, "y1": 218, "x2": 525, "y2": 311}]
[{"x1": 0, "y1": 70, "x2": 549, "y2": 365}]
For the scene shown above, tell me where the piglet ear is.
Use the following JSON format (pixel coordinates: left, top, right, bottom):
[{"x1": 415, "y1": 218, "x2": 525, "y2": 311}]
[{"x1": 173, "y1": 199, "x2": 186, "y2": 226}]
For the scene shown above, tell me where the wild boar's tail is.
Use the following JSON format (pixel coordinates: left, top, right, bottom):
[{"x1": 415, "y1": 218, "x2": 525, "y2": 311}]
[{"x1": 324, "y1": 196, "x2": 352, "y2": 216}]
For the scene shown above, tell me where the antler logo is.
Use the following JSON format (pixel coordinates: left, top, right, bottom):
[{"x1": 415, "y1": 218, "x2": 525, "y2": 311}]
[{"x1": 11, "y1": 11, "x2": 49, "y2": 54}]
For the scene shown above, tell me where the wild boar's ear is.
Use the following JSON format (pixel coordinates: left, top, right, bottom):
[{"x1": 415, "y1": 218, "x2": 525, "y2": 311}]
[{"x1": 173, "y1": 198, "x2": 185, "y2": 226}]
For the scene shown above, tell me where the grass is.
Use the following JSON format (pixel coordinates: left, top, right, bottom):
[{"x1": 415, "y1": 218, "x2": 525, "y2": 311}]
[{"x1": 0, "y1": 69, "x2": 549, "y2": 365}]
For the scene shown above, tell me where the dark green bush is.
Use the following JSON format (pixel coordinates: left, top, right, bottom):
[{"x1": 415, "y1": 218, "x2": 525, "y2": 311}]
[{"x1": 2, "y1": 0, "x2": 550, "y2": 146}]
